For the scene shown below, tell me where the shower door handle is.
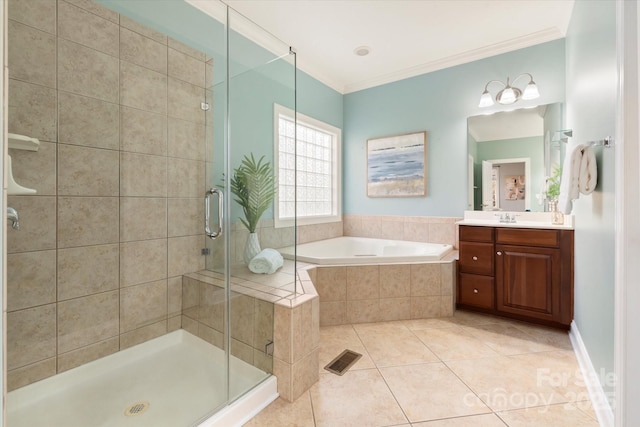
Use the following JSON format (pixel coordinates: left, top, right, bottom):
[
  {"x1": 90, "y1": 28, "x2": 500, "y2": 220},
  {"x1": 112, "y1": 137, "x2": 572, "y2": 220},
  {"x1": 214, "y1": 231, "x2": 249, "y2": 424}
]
[{"x1": 205, "y1": 188, "x2": 223, "y2": 239}]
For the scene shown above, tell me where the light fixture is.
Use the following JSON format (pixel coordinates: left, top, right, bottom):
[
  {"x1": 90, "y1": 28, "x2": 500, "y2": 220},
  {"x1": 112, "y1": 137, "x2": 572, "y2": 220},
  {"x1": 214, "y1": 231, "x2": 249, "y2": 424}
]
[
  {"x1": 353, "y1": 46, "x2": 370, "y2": 56},
  {"x1": 478, "y1": 73, "x2": 540, "y2": 107}
]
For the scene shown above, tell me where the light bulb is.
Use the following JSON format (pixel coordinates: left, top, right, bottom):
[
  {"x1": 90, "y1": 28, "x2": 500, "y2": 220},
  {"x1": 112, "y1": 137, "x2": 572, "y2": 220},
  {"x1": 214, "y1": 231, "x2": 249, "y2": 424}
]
[
  {"x1": 478, "y1": 90, "x2": 494, "y2": 108},
  {"x1": 522, "y1": 81, "x2": 540, "y2": 100},
  {"x1": 499, "y1": 87, "x2": 517, "y2": 104}
]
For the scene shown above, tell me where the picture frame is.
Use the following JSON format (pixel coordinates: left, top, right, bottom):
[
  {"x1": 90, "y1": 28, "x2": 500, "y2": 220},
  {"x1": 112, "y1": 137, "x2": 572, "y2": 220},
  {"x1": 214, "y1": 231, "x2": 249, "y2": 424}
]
[
  {"x1": 504, "y1": 175, "x2": 526, "y2": 200},
  {"x1": 366, "y1": 131, "x2": 427, "y2": 197}
]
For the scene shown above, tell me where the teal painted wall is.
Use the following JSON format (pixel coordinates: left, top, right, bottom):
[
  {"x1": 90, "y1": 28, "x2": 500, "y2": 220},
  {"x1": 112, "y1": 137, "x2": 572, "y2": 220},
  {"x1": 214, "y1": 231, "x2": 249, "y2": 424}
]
[
  {"x1": 227, "y1": 61, "x2": 343, "y2": 220},
  {"x1": 97, "y1": 0, "x2": 343, "y2": 224},
  {"x1": 343, "y1": 40, "x2": 566, "y2": 216},
  {"x1": 565, "y1": 0, "x2": 617, "y2": 404},
  {"x1": 475, "y1": 136, "x2": 545, "y2": 212}
]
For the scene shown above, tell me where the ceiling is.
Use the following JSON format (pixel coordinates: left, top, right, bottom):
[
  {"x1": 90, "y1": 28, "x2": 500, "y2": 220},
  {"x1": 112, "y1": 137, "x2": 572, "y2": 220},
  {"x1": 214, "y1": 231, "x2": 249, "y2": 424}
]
[
  {"x1": 216, "y1": 0, "x2": 574, "y2": 94},
  {"x1": 214, "y1": 0, "x2": 573, "y2": 93}
]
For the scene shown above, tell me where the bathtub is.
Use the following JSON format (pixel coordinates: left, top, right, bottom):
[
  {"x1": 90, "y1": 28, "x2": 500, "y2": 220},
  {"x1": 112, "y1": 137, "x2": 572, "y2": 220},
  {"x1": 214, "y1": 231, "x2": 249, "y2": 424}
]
[{"x1": 279, "y1": 236, "x2": 452, "y2": 265}]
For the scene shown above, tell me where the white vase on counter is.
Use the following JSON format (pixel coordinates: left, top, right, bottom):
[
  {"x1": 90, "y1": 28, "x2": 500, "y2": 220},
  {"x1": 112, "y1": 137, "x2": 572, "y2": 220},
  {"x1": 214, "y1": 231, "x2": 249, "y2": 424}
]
[{"x1": 243, "y1": 232, "x2": 261, "y2": 265}]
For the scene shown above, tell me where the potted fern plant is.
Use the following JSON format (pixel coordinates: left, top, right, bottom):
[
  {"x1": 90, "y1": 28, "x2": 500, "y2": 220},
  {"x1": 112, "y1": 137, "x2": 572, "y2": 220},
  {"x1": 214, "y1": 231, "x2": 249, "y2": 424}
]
[{"x1": 230, "y1": 154, "x2": 276, "y2": 264}]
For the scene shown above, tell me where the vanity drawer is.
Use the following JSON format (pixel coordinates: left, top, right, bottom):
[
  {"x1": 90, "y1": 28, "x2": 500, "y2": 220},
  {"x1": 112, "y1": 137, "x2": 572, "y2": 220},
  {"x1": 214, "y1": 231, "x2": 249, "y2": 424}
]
[
  {"x1": 496, "y1": 228, "x2": 560, "y2": 248},
  {"x1": 459, "y1": 225, "x2": 494, "y2": 243},
  {"x1": 459, "y1": 273, "x2": 494, "y2": 309},
  {"x1": 458, "y1": 241, "x2": 494, "y2": 275}
]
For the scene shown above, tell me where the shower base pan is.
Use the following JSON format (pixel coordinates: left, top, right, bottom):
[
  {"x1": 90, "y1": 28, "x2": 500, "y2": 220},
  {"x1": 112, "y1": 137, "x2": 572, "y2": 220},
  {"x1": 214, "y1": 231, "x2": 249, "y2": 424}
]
[{"x1": 7, "y1": 330, "x2": 276, "y2": 427}]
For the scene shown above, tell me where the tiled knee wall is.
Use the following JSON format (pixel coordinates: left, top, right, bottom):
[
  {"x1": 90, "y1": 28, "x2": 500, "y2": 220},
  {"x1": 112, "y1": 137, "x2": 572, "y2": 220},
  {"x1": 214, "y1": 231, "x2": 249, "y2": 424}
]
[
  {"x1": 315, "y1": 262, "x2": 456, "y2": 326},
  {"x1": 181, "y1": 273, "x2": 275, "y2": 373},
  {"x1": 181, "y1": 271, "x2": 320, "y2": 403},
  {"x1": 272, "y1": 277, "x2": 320, "y2": 402}
]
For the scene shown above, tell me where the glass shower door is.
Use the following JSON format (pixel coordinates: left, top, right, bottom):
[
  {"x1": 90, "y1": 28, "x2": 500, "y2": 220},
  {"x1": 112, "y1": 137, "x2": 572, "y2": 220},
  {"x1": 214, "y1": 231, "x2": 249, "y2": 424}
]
[{"x1": 213, "y1": 7, "x2": 297, "y2": 405}]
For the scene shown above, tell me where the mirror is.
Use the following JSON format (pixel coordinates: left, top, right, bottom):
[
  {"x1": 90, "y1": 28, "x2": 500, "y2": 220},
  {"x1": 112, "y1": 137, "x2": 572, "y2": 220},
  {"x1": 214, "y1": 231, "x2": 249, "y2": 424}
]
[{"x1": 467, "y1": 103, "x2": 565, "y2": 212}]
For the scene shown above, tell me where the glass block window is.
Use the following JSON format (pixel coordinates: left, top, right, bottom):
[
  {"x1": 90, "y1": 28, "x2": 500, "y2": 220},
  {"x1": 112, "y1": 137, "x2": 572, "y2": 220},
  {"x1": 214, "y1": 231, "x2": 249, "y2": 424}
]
[{"x1": 274, "y1": 104, "x2": 341, "y2": 227}]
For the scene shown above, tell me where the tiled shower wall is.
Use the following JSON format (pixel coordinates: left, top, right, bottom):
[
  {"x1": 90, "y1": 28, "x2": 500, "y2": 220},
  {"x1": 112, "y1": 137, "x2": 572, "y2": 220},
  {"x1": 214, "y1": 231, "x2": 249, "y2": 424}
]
[{"x1": 6, "y1": 0, "x2": 210, "y2": 390}]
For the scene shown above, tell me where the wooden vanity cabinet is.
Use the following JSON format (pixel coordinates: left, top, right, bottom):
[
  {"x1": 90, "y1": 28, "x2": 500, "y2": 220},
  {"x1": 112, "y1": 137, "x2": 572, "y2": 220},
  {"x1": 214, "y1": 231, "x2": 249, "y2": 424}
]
[{"x1": 457, "y1": 225, "x2": 574, "y2": 328}]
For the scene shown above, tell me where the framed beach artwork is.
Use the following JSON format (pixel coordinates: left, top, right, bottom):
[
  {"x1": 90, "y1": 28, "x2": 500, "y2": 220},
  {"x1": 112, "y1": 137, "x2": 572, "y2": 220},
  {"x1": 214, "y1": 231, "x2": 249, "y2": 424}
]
[{"x1": 367, "y1": 131, "x2": 427, "y2": 197}]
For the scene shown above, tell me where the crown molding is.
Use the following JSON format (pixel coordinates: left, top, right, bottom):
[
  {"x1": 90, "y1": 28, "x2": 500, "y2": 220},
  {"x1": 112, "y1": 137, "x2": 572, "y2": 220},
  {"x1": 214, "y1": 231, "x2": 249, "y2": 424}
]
[
  {"x1": 187, "y1": 0, "x2": 291, "y2": 60},
  {"x1": 295, "y1": 59, "x2": 345, "y2": 94},
  {"x1": 188, "y1": 0, "x2": 346, "y2": 93},
  {"x1": 184, "y1": 2, "x2": 563, "y2": 96},
  {"x1": 343, "y1": 27, "x2": 564, "y2": 94}
]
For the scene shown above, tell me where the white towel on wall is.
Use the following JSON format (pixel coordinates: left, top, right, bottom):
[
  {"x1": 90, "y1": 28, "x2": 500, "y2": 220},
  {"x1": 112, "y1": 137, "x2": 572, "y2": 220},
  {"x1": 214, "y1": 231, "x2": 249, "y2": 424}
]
[
  {"x1": 558, "y1": 143, "x2": 584, "y2": 214},
  {"x1": 579, "y1": 146, "x2": 597, "y2": 194}
]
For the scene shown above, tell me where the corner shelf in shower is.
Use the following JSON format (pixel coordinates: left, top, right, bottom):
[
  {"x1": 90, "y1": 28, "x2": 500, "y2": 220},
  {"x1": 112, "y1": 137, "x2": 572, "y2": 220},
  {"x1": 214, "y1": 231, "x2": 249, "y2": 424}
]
[{"x1": 7, "y1": 133, "x2": 39, "y2": 195}]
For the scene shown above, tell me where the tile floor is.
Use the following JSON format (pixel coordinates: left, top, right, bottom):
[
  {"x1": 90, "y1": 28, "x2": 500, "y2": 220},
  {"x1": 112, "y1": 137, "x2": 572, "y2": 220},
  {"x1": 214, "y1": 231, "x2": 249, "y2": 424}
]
[{"x1": 244, "y1": 310, "x2": 601, "y2": 427}]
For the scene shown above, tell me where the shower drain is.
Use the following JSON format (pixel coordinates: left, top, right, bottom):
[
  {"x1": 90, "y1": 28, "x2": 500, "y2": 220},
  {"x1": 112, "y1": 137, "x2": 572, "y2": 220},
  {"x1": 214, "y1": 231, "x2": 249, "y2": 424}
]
[{"x1": 124, "y1": 401, "x2": 150, "y2": 417}]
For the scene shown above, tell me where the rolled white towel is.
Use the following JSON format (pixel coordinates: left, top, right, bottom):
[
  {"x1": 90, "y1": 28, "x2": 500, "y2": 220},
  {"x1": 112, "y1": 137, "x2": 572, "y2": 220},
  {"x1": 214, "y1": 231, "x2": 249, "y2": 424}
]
[
  {"x1": 558, "y1": 143, "x2": 584, "y2": 214},
  {"x1": 579, "y1": 146, "x2": 597, "y2": 194},
  {"x1": 248, "y1": 248, "x2": 284, "y2": 274}
]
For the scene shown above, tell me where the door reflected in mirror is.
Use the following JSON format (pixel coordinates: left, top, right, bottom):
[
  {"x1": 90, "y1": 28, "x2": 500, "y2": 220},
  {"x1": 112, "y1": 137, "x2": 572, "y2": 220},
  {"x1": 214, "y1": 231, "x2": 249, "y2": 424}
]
[{"x1": 467, "y1": 103, "x2": 565, "y2": 212}]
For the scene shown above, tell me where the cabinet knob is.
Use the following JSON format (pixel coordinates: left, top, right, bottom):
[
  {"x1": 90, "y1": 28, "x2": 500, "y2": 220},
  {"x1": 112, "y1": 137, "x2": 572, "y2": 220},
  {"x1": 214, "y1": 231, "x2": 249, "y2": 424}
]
[
  {"x1": 496, "y1": 251, "x2": 502, "y2": 256},
  {"x1": 472, "y1": 256, "x2": 478, "y2": 261},
  {"x1": 473, "y1": 288, "x2": 479, "y2": 294}
]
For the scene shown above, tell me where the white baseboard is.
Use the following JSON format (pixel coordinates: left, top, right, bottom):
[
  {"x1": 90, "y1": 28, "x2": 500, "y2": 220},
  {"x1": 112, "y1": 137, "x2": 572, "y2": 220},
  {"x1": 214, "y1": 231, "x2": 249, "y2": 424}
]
[
  {"x1": 198, "y1": 375, "x2": 278, "y2": 427},
  {"x1": 569, "y1": 321, "x2": 615, "y2": 426}
]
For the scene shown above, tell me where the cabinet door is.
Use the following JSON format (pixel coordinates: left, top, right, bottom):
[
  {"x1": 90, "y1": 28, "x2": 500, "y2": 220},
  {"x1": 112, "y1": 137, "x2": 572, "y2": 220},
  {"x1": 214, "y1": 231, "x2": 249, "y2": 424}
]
[{"x1": 495, "y1": 244, "x2": 561, "y2": 322}]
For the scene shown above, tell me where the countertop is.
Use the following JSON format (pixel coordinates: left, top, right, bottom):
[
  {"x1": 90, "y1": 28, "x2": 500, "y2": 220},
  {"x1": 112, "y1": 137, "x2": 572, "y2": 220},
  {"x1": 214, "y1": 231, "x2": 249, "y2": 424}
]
[{"x1": 458, "y1": 211, "x2": 575, "y2": 230}]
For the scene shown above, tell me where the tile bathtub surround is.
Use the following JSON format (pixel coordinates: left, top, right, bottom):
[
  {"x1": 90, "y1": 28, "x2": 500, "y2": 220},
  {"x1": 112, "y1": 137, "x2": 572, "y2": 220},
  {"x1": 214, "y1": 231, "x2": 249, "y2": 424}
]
[
  {"x1": 297, "y1": 221, "x2": 343, "y2": 244},
  {"x1": 314, "y1": 261, "x2": 456, "y2": 326},
  {"x1": 245, "y1": 310, "x2": 599, "y2": 427},
  {"x1": 343, "y1": 214, "x2": 462, "y2": 247},
  {"x1": 6, "y1": 0, "x2": 209, "y2": 390}
]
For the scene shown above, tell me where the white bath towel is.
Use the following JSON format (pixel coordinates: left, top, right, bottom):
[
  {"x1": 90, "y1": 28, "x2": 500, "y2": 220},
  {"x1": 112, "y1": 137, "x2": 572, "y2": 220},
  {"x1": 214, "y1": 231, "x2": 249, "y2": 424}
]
[
  {"x1": 558, "y1": 143, "x2": 584, "y2": 214},
  {"x1": 578, "y1": 146, "x2": 597, "y2": 194},
  {"x1": 248, "y1": 248, "x2": 284, "y2": 274}
]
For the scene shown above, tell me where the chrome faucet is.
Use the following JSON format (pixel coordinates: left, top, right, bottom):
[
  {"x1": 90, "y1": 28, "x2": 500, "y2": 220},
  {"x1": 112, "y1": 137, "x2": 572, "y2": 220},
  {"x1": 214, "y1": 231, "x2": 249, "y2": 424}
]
[
  {"x1": 495, "y1": 212, "x2": 518, "y2": 224},
  {"x1": 7, "y1": 207, "x2": 19, "y2": 230}
]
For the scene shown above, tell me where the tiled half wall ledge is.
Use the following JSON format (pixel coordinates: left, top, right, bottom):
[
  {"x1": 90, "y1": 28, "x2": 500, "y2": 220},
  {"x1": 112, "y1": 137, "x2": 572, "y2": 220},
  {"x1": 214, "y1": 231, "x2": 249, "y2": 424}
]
[{"x1": 181, "y1": 267, "x2": 320, "y2": 403}]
